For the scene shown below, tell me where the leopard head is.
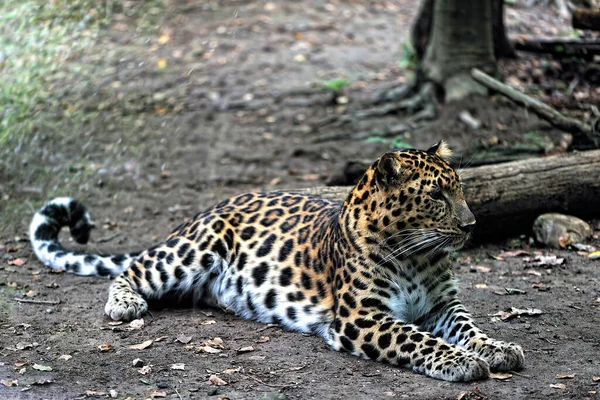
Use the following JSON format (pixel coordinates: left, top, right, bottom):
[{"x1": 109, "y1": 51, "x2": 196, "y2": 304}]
[{"x1": 343, "y1": 141, "x2": 475, "y2": 259}]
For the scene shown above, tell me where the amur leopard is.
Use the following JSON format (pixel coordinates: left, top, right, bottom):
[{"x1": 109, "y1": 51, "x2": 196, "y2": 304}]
[{"x1": 30, "y1": 141, "x2": 524, "y2": 382}]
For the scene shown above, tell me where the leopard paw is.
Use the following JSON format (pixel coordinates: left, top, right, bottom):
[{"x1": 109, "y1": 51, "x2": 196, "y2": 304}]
[
  {"x1": 423, "y1": 350, "x2": 490, "y2": 382},
  {"x1": 104, "y1": 292, "x2": 148, "y2": 321},
  {"x1": 481, "y1": 341, "x2": 524, "y2": 372}
]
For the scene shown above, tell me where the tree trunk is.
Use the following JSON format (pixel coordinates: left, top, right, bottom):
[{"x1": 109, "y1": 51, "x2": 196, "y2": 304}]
[
  {"x1": 422, "y1": 0, "x2": 497, "y2": 102},
  {"x1": 295, "y1": 150, "x2": 600, "y2": 240},
  {"x1": 412, "y1": 0, "x2": 514, "y2": 60}
]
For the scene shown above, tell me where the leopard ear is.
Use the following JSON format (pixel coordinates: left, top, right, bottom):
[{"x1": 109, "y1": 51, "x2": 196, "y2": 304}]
[
  {"x1": 376, "y1": 153, "x2": 404, "y2": 185},
  {"x1": 427, "y1": 140, "x2": 453, "y2": 162}
]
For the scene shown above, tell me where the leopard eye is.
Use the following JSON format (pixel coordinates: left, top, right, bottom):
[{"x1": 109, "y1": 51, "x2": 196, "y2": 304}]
[{"x1": 430, "y1": 188, "x2": 444, "y2": 201}]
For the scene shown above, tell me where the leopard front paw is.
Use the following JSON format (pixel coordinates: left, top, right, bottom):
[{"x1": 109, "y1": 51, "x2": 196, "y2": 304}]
[
  {"x1": 475, "y1": 341, "x2": 524, "y2": 372},
  {"x1": 422, "y1": 350, "x2": 490, "y2": 382},
  {"x1": 104, "y1": 292, "x2": 148, "y2": 321}
]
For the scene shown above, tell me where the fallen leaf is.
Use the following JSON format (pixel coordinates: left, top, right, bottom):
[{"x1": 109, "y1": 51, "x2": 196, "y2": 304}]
[
  {"x1": 58, "y1": 355, "x2": 72, "y2": 361},
  {"x1": 151, "y1": 391, "x2": 167, "y2": 399},
  {"x1": 14, "y1": 360, "x2": 27, "y2": 367},
  {"x1": 109, "y1": 389, "x2": 118, "y2": 398},
  {"x1": 238, "y1": 346, "x2": 255, "y2": 353},
  {"x1": 525, "y1": 269, "x2": 542, "y2": 277},
  {"x1": 154, "y1": 336, "x2": 168, "y2": 342},
  {"x1": 197, "y1": 346, "x2": 222, "y2": 354},
  {"x1": 171, "y1": 363, "x2": 185, "y2": 370},
  {"x1": 473, "y1": 265, "x2": 491, "y2": 273},
  {"x1": 222, "y1": 367, "x2": 242, "y2": 374},
  {"x1": 550, "y1": 383, "x2": 567, "y2": 389},
  {"x1": 16, "y1": 342, "x2": 33, "y2": 350},
  {"x1": 475, "y1": 283, "x2": 488, "y2": 289},
  {"x1": 497, "y1": 250, "x2": 530, "y2": 258},
  {"x1": 257, "y1": 336, "x2": 270, "y2": 343},
  {"x1": 108, "y1": 321, "x2": 123, "y2": 326},
  {"x1": 593, "y1": 376, "x2": 600, "y2": 382},
  {"x1": 208, "y1": 375, "x2": 228, "y2": 386},
  {"x1": 1, "y1": 379, "x2": 18, "y2": 387},
  {"x1": 588, "y1": 251, "x2": 600, "y2": 260},
  {"x1": 490, "y1": 372, "x2": 513, "y2": 380},
  {"x1": 504, "y1": 287, "x2": 526, "y2": 295},
  {"x1": 8, "y1": 258, "x2": 27, "y2": 267},
  {"x1": 206, "y1": 337, "x2": 224, "y2": 348},
  {"x1": 157, "y1": 58, "x2": 167, "y2": 69},
  {"x1": 157, "y1": 34, "x2": 170, "y2": 44},
  {"x1": 24, "y1": 290, "x2": 38, "y2": 298},
  {"x1": 128, "y1": 340, "x2": 153, "y2": 350},
  {"x1": 85, "y1": 390, "x2": 106, "y2": 397},
  {"x1": 523, "y1": 255, "x2": 565, "y2": 267},
  {"x1": 176, "y1": 334, "x2": 192, "y2": 344},
  {"x1": 98, "y1": 343, "x2": 113, "y2": 352},
  {"x1": 138, "y1": 365, "x2": 152, "y2": 375},
  {"x1": 32, "y1": 363, "x2": 53, "y2": 372},
  {"x1": 127, "y1": 319, "x2": 144, "y2": 330},
  {"x1": 492, "y1": 307, "x2": 543, "y2": 321},
  {"x1": 556, "y1": 373, "x2": 575, "y2": 379},
  {"x1": 140, "y1": 377, "x2": 152, "y2": 385},
  {"x1": 201, "y1": 320, "x2": 216, "y2": 325}
]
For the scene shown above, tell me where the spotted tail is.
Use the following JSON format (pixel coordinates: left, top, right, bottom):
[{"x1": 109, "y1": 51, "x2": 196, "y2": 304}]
[{"x1": 29, "y1": 197, "x2": 139, "y2": 277}]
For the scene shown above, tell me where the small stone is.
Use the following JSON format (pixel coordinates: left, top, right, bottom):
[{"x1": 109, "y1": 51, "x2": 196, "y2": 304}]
[
  {"x1": 156, "y1": 379, "x2": 169, "y2": 389},
  {"x1": 132, "y1": 358, "x2": 144, "y2": 367},
  {"x1": 532, "y1": 213, "x2": 592, "y2": 248},
  {"x1": 207, "y1": 387, "x2": 218, "y2": 396}
]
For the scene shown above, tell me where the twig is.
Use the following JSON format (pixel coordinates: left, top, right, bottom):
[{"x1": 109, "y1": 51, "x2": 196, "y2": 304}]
[
  {"x1": 240, "y1": 373, "x2": 296, "y2": 389},
  {"x1": 174, "y1": 388, "x2": 182, "y2": 400},
  {"x1": 14, "y1": 298, "x2": 61, "y2": 305},
  {"x1": 96, "y1": 233, "x2": 121, "y2": 244},
  {"x1": 471, "y1": 68, "x2": 599, "y2": 145},
  {"x1": 256, "y1": 323, "x2": 279, "y2": 332}
]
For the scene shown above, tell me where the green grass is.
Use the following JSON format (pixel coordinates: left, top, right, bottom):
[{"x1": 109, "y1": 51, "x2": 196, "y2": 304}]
[{"x1": 319, "y1": 78, "x2": 350, "y2": 94}]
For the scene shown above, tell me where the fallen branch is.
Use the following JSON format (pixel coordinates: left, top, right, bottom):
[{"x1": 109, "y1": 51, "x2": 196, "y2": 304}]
[
  {"x1": 471, "y1": 68, "x2": 599, "y2": 146},
  {"x1": 513, "y1": 37, "x2": 600, "y2": 58},
  {"x1": 14, "y1": 298, "x2": 61, "y2": 305},
  {"x1": 296, "y1": 150, "x2": 600, "y2": 239}
]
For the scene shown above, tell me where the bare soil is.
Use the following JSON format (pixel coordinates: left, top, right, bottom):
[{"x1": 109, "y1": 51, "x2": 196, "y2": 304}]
[{"x1": 1, "y1": 1, "x2": 599, "y2": 399}]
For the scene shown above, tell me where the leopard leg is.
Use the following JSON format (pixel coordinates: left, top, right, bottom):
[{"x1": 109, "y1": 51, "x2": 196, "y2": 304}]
[
  {"x1": 421, "y1": 298, "x2": 524, "y2": 372},
  {"x1": 327, "y1": 311, "x2": 490, "y2": 382},
  {"x1": 104, "y1": 238, "x2": 222, "y2": 321}
]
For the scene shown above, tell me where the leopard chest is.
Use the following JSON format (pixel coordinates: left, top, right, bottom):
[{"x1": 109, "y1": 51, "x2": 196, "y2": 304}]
[{"x1": 387, "y1": 274, "x2": 437, "y2": 324}]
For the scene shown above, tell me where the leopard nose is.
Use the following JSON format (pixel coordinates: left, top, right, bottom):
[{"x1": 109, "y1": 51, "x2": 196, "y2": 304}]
[{"x1": 459, "y1": 221, "x2": 476, "y2": 234}]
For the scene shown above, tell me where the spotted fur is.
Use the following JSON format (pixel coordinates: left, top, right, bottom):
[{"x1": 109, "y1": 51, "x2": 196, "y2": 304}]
[{"x1": 30, "y1": 142, "x2": 524, "y2": 382}]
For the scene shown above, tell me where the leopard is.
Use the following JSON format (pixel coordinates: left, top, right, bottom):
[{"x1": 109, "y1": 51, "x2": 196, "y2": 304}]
[{"x1": 29, "y1": 141, "x2": 524, "y2": 382}]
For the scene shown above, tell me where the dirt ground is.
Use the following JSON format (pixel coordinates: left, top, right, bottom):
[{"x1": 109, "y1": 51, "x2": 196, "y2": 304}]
[{"x1": 1, "y1": 1, "x2": 599, "y2": 399}]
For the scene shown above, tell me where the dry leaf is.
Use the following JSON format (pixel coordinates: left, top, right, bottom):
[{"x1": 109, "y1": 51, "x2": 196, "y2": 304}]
[
  {"x1": 128, "y1": 340, "x2": 153, "y2": 350},
  {"x1": 109, "y1": 390, "x2": 118, "y2": 398},
  {"x1": 497, "y1": 250, "x2": 530, "y2": 258},
  {"x1": 222, "y1": 367, "x2": 242, "y2": 374},
  {"x1": 201, "y1": 320, "x2": 216, "y2": 325},
  {"x1": 525, "y1": 269, "x2": 542, "y2": 277},
  {"x1": 108, "y1": 321, "x2": 123, "y2": 326},
  {"x1": 208, "y1": 375, "x2": 228, "y2": 386},
  {"x1": 85, "y1": 390, "x2": 106, "y2": 397},
  {"x1": 492, "y1": 307, "x2": 543, "y2": 321},
  {"x1": 157, "y1": 59, "x2": 167, "y2": 69},
  {"x1": 171, "y1": 363, "x2": 185, "y2": 370},
  {"x1": 593, "y1": 376, "x2": 600, "y2": 382},
  {"x1": 523, "y1": 255, "x2": 565, "y2": 267},
  {"x1": 157, "y1": 34, "x2": 170, "y2": 44},
  {"x1": 490, "y1": 372, "x2": 513, "y2": 380},
  {"x1": 550, "y1": 383, "x2": 567, "y2": 389},
  {"x1": 127, "y1": 319, "x2": 144, "y2": 330},
  {"x1": 176, "y1": 334, "x2": 192, "y2": 344},
  {"x1": 32, "y1": 364, "x2": 53, "y2": 372},
  {"x1": 154, "y1": 336, "x2": 169, "y2": 342},
  {"x1": 504, "y1": 287, "x2": 526, "y2": 295},
  {"x1": 1, "y1": 379, "x2": 18, "y2": 387},
  {"x1": 475, "y1": 283, "x2": 488, "y2": 289},
  {"x1": 58, "y1": 355, "x2": 72, "y2": 361},
  {"x1": 556, "y1": 373, "x2": 575, "y2": 379},
  {"x1": 588, "y1": 251, "x2": 600, "y2": 260},
  {"x1": 206, "y1": 337, "x2": 224, "y2": 348},
  {"x1": 24, "y1": 290, "x2": 38, "y2": 298},
  {"x1": 238, "y1": 346, "x2": 255, "y2": 353},
  {"x1": 14, "y1": 360, "x2": 27, "y2": 367},
  {"x1": 98, "y1": 343, "x2": 113, "y2": 352},
  {"x1": 8, "y1": 258, "x2": 28, "y2": 267},
  {"x1": 138, "y1": 365, "x2": 152, "y2": 375},
  {"x1": 473, "y1": 265, "x2": 491, "y2": 273},
  {"x1": 197, "y1": 346, "x2": 221, "y2": 354},
  {"x1": 257, "y1": 336, "x2": 270, "y2": 343},
  {"x1": 151, "y1": 391, "x2": 167, "y2": 399},
  {"x1": 16, "y1": 342, "x2": 33, "y2": 350}
]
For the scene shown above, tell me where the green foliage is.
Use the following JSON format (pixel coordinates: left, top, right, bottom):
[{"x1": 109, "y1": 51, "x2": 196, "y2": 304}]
[
  {"x1": 319, "y1": 78, "x2": 350, "y2": 94},
  {"x1": 366, "y1": 136, "x2": 413, "y2": 149},
  {"x1": 399, "y1": 40, "x2": 418, "y2": 70}
]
